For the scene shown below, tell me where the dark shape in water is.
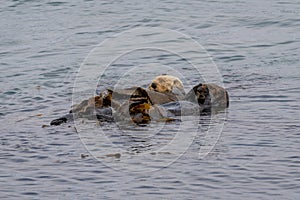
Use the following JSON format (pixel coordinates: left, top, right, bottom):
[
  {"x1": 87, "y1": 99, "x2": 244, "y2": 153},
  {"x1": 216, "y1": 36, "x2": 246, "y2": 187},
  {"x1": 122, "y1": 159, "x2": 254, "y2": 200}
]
[{"x1": 50, "y1": 83, "x2": 229, "y2": 126}]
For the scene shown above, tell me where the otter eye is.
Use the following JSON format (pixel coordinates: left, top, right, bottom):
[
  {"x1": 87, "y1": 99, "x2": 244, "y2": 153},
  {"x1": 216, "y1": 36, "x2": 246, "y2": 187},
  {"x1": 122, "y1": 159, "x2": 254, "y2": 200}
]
[{"x1": 151, "y1": 83, "x2": 157, "y2": 89}]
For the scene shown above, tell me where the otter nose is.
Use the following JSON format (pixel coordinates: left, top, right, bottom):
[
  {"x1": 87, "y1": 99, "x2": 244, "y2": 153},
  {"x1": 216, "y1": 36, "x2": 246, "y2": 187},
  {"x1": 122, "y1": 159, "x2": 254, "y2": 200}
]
[{"x1": 151, "y1": 82, "x2": 157, "y2": 89}]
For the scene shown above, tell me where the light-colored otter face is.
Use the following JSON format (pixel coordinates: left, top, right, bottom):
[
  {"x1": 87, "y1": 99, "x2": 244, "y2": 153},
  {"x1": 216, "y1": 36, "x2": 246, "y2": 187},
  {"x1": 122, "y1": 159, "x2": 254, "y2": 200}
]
[{"x1": 148, "y1": 75, "x2": 185, "y2": 96}]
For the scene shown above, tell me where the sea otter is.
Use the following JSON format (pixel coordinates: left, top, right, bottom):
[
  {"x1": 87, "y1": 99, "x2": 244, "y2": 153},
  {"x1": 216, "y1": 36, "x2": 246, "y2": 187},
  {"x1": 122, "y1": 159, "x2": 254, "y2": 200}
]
[
  {"x1": 50, "y1": 76, "x2": 229, "y2": 126},
  {"x1": 148, "y1": 74, "x2": 185, "y2": 97}
]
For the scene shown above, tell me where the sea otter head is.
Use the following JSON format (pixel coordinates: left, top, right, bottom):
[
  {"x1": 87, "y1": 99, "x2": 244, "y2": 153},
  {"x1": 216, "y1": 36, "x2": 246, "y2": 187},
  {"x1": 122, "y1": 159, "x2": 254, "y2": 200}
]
[
  {"x1": 148, "y1": 75, "x2": 185, "y2": 96},
  {"x1": 192, "y1": 83, "x2": 210, "y2": 105}
]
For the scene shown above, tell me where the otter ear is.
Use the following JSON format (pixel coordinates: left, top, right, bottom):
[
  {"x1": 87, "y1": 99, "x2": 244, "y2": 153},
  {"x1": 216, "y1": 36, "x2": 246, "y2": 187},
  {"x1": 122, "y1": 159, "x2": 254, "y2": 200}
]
[{"x1": 193, "y1": 83, "x2": 202, "y2": 93}]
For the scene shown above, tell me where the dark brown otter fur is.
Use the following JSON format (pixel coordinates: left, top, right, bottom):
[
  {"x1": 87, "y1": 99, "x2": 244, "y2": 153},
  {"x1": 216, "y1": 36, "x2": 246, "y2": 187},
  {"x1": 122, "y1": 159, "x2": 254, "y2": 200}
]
[
  {"x1": 185, "y1": 83, "x2": 229, "y2": 113},
  {"x1": 50, "y1": 83, "x2": 229, "y2": 126}
]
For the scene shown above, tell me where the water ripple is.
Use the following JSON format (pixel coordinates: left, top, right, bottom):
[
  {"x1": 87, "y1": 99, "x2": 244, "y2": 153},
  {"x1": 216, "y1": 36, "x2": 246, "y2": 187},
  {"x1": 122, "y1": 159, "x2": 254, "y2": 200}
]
[{"x1": 1, "y1": 0, "x2": 300, "y2": 199}]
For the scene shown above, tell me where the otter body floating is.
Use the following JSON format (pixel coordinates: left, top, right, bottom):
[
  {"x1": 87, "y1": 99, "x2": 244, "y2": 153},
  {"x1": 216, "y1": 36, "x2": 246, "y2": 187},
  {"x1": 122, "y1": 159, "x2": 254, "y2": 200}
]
[{"x1": 50, "y1": 76, "x2": 229, "y2": 126}]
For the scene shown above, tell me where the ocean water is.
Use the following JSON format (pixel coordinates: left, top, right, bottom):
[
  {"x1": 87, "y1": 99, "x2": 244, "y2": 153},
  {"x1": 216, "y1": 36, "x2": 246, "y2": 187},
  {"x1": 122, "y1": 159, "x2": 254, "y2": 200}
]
[{"x1": 1, "y1": 0, "x2": 299, "y2": 199}]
